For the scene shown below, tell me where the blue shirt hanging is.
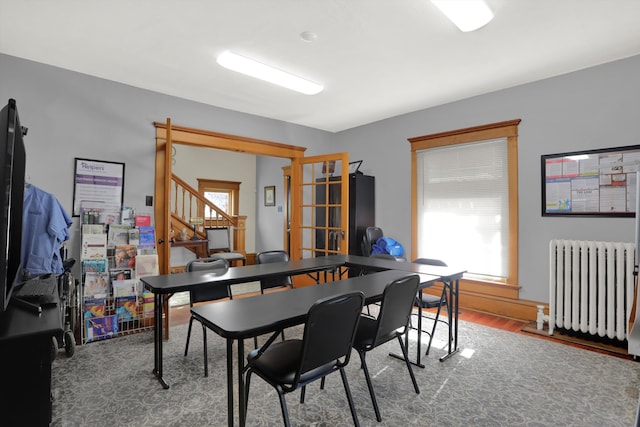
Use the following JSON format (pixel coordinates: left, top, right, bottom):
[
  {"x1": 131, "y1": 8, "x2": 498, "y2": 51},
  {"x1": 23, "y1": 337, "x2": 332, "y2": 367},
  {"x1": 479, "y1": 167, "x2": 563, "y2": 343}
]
[{"x1": 21, "y1": 184, "x2": 73, "y2": 277}]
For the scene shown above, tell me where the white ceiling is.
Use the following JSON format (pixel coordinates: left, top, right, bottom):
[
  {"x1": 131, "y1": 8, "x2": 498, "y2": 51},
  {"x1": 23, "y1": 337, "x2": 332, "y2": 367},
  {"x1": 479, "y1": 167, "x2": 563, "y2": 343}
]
[{"x1": 2, "y1": 1, "x2": 640, "y2": 133}]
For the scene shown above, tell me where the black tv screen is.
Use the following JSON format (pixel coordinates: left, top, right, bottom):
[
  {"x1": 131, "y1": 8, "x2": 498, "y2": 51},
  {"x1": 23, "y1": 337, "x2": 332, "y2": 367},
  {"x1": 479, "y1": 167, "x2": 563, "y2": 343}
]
[{"x1": 0, "y1": 99, "x2": 26, "y2": 312}]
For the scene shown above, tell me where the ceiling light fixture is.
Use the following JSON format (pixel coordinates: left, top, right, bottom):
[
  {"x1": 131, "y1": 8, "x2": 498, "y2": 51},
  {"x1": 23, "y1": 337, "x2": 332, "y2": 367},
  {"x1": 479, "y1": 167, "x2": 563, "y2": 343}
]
[
  {"x1": 431, "y1": 0, "x2": 494, "y2": 32},
  {"x1": 216, "y1": 51, "x2": 324, "y2": 95},
  {"x1": 300, "y1": 31, "x2": 318, "y2": 42}
]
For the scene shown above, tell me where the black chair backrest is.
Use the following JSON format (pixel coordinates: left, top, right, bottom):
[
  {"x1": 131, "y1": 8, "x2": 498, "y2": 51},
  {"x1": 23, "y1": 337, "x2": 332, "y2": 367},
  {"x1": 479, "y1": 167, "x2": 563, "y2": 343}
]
[
  {"x1": 297, "y1": 292, "x2": 365, "y2": 380},
  {"x1": 185, "y1": 257, "x2": 230, "y2": 304},
  {"x1": 363, "y1": 226, "x2": 384, "y2": 256},
  {"x1": 413, "y1": 258, "x2": 448, "y2": 267},
  {"x1": 256, "y1": 250, "x2": 293, "y2": 289},
  {"x1": 372, "y1": 275, "x2": 420, "y2": 347}
]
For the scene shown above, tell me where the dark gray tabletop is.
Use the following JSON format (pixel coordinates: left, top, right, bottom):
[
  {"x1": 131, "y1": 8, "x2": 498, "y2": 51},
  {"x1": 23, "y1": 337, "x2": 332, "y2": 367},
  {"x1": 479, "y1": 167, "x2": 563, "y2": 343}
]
[
  {"x1": 331, "y1": 254, "x2": 466, "y2": 280},
  {"x1": 141, "y1": 256, "x2": 344, "y2": 294},
  {"x1": 191, "y1": 269, "x2": 430, "y2": 339}
]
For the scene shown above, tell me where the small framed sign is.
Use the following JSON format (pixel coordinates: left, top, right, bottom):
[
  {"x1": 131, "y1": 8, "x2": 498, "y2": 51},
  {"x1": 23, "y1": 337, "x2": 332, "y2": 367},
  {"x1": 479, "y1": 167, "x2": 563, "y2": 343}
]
[{"x1": 264, "y1": 185, "x2": 275, "y2": 206}]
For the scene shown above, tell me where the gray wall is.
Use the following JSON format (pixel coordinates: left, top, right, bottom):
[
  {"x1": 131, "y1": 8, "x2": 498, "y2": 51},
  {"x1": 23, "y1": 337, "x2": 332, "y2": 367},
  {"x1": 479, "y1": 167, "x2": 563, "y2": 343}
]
[
  {"x1": 335, "y1": 54, "x2": 640, "y2": 302},
  {"x1": 0, "y1": 53, "x2": 330, "y2": 276},
  {"x1": 255, "y1": 155, "x2": 289, "y2": 252},
  {"x1": 2, "y1": 52, "x2": 639, "y2": 303}
]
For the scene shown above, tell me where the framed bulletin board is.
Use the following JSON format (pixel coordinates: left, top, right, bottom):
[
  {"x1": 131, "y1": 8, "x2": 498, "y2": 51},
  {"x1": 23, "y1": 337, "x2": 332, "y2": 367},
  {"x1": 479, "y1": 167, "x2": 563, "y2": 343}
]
[{"x1": 541, "y1": 145, "x2": 640, "y2": 217}]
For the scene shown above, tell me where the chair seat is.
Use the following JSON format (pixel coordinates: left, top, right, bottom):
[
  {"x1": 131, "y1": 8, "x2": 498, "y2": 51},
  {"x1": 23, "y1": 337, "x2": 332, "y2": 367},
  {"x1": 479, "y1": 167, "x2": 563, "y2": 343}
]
[
  {"x1": 353, "y1": 316, "x2": 378, "y2": 348},
  {"x1": 354, "y1": 315, "x2": 401, "y2": 349},
  {"x1": 249, "y1": 340, "x2": 337, "y2": 385},
  {"x1": 209, "y1": 252, "x2": 245, "y2": 262},
  {"x1": 415, "y1": 293, "x2": 444, "y2": 309},
  {"x1": 248, "y1": 341, "x2": 302, "y2": 384}
]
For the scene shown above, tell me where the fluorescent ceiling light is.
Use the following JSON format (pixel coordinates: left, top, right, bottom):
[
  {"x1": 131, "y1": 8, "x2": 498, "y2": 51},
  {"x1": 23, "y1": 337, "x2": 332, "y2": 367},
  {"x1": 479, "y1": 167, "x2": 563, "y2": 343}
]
[
  {"x1": 217, "y1": 51, "x2": 323, "y2": 95},
  {"x1": 431, "y1": 0, "x2": 494, "y2": 32}
]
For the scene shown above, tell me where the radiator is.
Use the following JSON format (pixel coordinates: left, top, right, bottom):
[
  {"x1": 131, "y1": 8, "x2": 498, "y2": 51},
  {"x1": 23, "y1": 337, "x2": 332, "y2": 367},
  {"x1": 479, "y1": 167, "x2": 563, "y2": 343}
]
[{"x1": 548, "y1": 240, "x2": 636, "y2": 341}]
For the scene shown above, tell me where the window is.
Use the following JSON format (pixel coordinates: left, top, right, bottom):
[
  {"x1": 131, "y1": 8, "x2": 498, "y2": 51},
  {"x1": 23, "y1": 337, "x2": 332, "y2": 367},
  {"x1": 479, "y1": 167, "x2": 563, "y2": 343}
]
[
  {"x1": 410, "y1": 120, "x2": 520, "y2": 286},
  {"x1": 197, "y1": 179, "x2": 240, "y2": 218},
  {"x1": 204, "y1": 190, "x2": 230, "y2": 215}
]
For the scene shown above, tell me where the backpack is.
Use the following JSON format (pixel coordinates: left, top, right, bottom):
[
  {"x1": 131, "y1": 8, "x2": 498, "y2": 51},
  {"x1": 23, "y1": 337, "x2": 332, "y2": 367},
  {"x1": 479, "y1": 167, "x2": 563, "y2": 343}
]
[{"x1": 373, "y1": 237, "x2": 404, "y2": 257}]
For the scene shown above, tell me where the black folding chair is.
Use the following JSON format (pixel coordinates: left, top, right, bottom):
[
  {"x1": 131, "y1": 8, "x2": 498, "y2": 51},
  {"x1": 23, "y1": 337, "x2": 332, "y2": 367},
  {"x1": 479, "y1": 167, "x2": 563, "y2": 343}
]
[
  {"x1": 256, "y1": 250, "x2": 293, "y2": 293},
  {"x1": 243, "y1": 291, "x2": 365, "y2": 427},
  {"x1": 183, "y1": 257, "x2": 229, "y2": 377},
  {"x1": 412, "y1": 258, "x2": 451, "y2": 356},
  {"x1": 352, "y1": 274, "x2": 420, "y2": 422}
]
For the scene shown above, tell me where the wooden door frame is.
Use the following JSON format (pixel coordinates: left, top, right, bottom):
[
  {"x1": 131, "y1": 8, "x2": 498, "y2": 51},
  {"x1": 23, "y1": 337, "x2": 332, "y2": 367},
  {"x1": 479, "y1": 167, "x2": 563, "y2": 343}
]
[{"x1": 154, "y1": 120, "x2": 307, "y2": 274}]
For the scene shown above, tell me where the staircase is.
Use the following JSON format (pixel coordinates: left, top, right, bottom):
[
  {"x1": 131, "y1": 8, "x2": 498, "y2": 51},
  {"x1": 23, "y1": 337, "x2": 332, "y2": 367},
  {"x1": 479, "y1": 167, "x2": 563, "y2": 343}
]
[{"x1": 170, "y1": 174, "x2": 246, "y2": 256}]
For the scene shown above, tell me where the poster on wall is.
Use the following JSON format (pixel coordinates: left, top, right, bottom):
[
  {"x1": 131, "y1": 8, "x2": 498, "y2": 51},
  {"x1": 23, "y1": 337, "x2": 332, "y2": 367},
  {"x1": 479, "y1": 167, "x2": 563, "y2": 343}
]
[
  {"x1": 541, "y1": 145, "x2": 640, "y2": 217},
  {"x1": 73, "y1": 158, "x2": 125, "y2": 218}
]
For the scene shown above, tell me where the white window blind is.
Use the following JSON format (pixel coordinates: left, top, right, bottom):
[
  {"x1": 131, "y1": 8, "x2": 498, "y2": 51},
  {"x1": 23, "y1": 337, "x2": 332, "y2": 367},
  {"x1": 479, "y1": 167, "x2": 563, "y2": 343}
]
[{"x1": 416, "y1": 138, "x2": 509, "y2": 278}]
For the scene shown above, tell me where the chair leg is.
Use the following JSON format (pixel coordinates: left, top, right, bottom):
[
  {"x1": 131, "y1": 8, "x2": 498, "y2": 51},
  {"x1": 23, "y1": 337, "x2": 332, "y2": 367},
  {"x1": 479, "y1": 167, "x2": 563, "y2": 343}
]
[
  {"x1": 201, "y1": 322, "x2": 208, "y2": 377},
  {"x1": 243, "y1": 369, "x2": 253, "y2": 426},
  {"x1": 276, "y1": 387, "x2": 291, "y2": 427},
  {"x1": 300, "y1": 385, "x2": 306, "y2": 403},
  {"x1": 184, "y1": 316, "x2": 194, "y2": 356},
  {"x1": 425, "y1": 308, "x2": 439, "y2": 356},
  {"x1": 357, "y1": 349, "x2": 382, "y2": 422},
  {"x1": 426, "y1": 293, "x2": 450, "y2": 355},
  {"x1": 340, "y1": 367, "x2": 361, "y2": 427},
  {"x1": 395, "y1": 334, "x2": 420, "y2": 394}
]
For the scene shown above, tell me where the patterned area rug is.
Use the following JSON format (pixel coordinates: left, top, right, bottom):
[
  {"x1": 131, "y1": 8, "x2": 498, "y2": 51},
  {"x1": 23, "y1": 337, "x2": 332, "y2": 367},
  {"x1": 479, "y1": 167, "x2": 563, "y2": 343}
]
[{"x1": 51, "y1": 317, "x2": 640, "y2": 426}]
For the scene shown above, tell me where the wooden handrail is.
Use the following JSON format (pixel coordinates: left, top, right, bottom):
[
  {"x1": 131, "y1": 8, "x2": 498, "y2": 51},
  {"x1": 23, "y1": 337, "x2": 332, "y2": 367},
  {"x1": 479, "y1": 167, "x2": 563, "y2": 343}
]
[
  {"x1": 172, "y1": 174, "x2": 236, "y2": 225},
  {"x1": 170, "y1": 174, "x2": 246, "y2": 254}
]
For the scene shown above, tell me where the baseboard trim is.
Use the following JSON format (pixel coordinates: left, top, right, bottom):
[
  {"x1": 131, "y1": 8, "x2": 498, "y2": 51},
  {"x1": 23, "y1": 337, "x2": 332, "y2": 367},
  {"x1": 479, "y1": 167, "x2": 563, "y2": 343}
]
[
  {"x1": 521, "y1": 321, "x2": 630, "y2": 358},
  {"x1": 458, "y1": 290, "x2": 544, "y2": 322}
]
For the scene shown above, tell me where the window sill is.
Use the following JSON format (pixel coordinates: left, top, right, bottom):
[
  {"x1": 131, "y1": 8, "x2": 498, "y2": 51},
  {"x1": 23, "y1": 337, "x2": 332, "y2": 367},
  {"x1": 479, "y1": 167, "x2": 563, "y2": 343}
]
[
  {"x1": 460, "y1": 277, "x2": 520, "y2": 299},
  {"x1": 425, "y1": 276, "x2": 520, "y2": 300}
]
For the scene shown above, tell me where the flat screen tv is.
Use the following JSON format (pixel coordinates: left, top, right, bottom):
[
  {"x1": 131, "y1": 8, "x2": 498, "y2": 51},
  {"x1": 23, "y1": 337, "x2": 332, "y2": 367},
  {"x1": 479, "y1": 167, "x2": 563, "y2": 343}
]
[{"x1": 0, "y1": 99, "x2": 26, "y2": 313}]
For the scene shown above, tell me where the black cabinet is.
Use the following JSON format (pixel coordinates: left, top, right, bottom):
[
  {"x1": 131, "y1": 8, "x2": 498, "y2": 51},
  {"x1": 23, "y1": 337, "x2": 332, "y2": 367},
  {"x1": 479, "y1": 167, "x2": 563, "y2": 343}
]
[
  {"x1": 0, "y1": 296, "x2": 62, "y2": 426},
  {"x1": 315, "y1": 173, "x2": 375, "y2": 256}
]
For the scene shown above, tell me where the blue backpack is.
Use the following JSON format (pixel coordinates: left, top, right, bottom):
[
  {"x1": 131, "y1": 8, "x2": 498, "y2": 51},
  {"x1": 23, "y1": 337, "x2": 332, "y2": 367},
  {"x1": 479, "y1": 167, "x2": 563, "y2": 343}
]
[{"x1": 372, "y1": 237, "x2": 404, "y2": 257}]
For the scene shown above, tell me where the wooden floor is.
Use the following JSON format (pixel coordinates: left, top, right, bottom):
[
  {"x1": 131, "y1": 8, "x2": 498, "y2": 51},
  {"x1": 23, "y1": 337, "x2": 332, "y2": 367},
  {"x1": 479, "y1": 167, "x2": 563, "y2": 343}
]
[
  {"x1": 169, "y1": 301, "x2": 633, "y2": 360},
  {"x1": 169, "y1": 303, "x2": 193, "y2": 327},
  {"x1": 460, "y1": 309, "x2": 633, "y2": 360}
]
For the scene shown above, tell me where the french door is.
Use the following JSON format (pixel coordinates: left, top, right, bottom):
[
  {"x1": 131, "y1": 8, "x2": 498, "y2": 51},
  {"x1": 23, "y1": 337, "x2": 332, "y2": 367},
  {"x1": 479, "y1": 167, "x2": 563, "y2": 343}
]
[{"x1": 290, "y1": 153, "x2": 350, "y2": 260}]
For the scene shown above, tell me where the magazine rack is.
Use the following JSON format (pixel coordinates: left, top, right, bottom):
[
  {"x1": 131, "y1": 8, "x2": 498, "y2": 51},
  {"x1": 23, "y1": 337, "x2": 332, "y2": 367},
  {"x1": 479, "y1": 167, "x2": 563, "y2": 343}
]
[{"x1": 78, "y1": 210, "x2": 158, "y2": 344}]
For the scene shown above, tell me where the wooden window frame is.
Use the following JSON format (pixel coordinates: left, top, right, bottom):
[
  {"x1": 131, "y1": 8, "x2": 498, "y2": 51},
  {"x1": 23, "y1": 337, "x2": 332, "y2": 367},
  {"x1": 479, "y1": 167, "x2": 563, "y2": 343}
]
[
  {"x1": 198, "y1": 179, "x2": 240, "y2": 216},
  {"x1": 409, "y1": 119, "x2": 521, "y2": 298}
]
